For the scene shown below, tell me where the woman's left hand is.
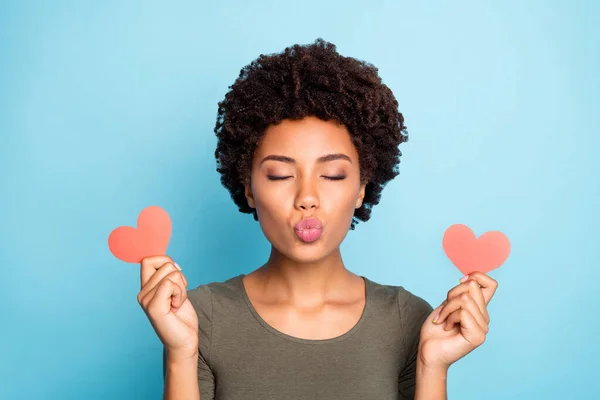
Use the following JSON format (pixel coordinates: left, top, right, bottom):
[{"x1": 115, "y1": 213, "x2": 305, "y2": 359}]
[{"x1": 417, "y1": 271, "x2": 499, "y2": 370}]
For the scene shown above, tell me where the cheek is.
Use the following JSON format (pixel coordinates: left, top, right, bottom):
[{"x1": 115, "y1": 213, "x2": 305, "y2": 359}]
[
  {"x1": 329, "y1": 179, "x2": 361, "y2": 201},
  {"x1": 322, "y1": 183, "x2": 361, "y2": 216},
  {"x1": 252, "y1": 184, "x2": 289, "y2": 224},
  {"x1": 252, "y1": 191, "x2": 292, "y2": 249}
]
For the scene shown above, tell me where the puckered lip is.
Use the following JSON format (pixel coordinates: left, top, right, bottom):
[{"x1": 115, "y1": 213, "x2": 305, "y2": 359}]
[{"x1": 294, "y1": 217, "x2": 323, "y2": 231}]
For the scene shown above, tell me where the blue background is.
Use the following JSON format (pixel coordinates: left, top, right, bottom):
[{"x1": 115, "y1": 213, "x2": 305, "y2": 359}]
[{"x1": 1, "y1": 1, "x2": 598, "y2": 399}]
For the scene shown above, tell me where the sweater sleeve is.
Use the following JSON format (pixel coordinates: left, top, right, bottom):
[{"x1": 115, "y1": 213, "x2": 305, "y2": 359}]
[
  {"x1": 163, "y1": 284, "x2": 215, "y2": 400},
  {"x1": 397, "y1": 288, "x2": 434, "y2": 399}
]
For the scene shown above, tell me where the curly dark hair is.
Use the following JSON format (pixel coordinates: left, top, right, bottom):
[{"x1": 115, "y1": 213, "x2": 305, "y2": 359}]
[{"x1": 214, "y1": 38, "x2": 408, "y2": 230}]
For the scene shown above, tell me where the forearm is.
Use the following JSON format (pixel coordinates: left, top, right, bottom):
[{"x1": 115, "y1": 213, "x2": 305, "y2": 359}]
[
  {"x1": 163, "y1": 352, "x2": 200, "y2": 400},
  {"x1": 414, "y1": 360, "x2": 448, "y2": 400}
]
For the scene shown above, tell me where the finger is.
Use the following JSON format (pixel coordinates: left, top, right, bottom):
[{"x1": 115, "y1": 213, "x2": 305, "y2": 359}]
[
  {"x1": 444, "y1": 307, "x2": 486, "y2": 347},
  {"x1": 464, "y1": 279, "x2": 489, "y2": 324},
  {"x1": 147, "y1": 276, "x2": 183, "y2": 316},
  {"x1": 138, "y1": 262, "x2": 180, "y2": 301},
  {"x1": 434, "y1": 292, "x2": 464, "y2": 324},
  {"x1": 140, "y1": 271, "x2": 187, "y2": 311},
  {"x1": 445, "y1": 280, "x2": 489, "y2": 324},
  {"x1": 464, "y1": 271, "x2": 498, "y2": 305},
  {"x1": 443, "y1": 293, "x2": 488, "y2": 333},
  {"x1": 181, "y1": 271, "x2": 188, "y2": 287},
  {"x1": 140, "y1": 255, "x2": 173, "y2": 288},
  {"x1": 140, "y1": 282, "x2": 160, "y2": 310},
  {"x1": 435, "y1": 293, "x2": 487, "y2": 330},
  {"x1": 426, "y1": 301, "x2": 446, "y2": 324},
  {"x1": 166, "y1": 271, "x2": 188, "y2": 309}
]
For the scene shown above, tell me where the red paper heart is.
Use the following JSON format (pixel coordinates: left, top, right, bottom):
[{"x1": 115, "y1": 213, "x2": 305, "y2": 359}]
[
  {"x1": 442, "y1": 224, "x2": 510, "y2": 275},
  {"x1": 108, "y1": 206, "x2": 172, "y2": 263}
]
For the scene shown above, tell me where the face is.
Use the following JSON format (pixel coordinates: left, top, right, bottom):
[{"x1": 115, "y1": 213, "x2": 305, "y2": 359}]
[{"x1": 244, "y1": 116, "x2": 366, "y2": 264}]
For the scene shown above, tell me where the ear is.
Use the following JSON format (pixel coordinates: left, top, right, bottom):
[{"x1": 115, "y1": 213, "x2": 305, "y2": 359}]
[
  {"x1": 355, "y1": 183, "x2": 366, "y2": 209},
  {"x1": 245, "y1": 183, "x2": 255, "y2": 209}
]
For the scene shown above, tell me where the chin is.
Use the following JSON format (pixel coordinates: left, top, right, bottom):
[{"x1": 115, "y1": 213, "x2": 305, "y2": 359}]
[
  {"x1": 278, "y1": 239, "x2": 341, "y2": 264},
  {"x1": 288, "y1": 251, "x2": 328, "y2": 264}
]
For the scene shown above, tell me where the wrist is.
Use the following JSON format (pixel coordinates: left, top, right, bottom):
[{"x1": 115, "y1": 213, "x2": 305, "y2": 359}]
[
  {"x1": 166, "y1": 347, "x2": 198, "y2": 364},
  {"x1": 417, "y1": 358, "x2": 449, "y2": 377},
  {"x1": 415, "y1": 358, "x2": 448, "y2": 400},
  {"x1": 164, "y1": 349, "x2": 200, "y2": 400},
  {"x1": 417, "y1": 343, "x2": 450, "y2": 374}
]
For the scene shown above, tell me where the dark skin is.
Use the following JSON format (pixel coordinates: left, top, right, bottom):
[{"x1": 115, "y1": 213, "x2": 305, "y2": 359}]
[
  {"x1": 242, "y1": 116, "x2": 367, "y2": 340},
  {"x1": 137, "y1": 115, "x2": 498, "y2": 399}
]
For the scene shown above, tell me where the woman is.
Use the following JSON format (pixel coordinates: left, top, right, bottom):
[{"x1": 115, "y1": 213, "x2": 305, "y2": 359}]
[{"x1": 137, "y1": 39, "x2": 498, "y2": 400}]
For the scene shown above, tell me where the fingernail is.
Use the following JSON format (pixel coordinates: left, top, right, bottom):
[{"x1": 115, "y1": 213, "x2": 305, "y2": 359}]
[
  {"x1": 174, "y1": 263, "x2": 181, "y2": 270},
  {"x1": 459, "y1": 274, "x2": 469, "y2": 283}
]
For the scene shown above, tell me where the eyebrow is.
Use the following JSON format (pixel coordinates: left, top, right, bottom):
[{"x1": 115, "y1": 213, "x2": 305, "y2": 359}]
[{"x1": 260, "y1": 153, "x2": 353, "y2": 165}]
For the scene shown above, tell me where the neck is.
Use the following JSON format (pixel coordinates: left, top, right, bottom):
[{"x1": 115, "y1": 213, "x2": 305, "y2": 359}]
[{"x1": 256, "y1": 246, "x2": 355, "y2": 306}]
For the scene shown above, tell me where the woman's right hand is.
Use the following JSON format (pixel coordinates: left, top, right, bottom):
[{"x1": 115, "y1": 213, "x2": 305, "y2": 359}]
[{"x1": 137, "y1": 255, "x2": 199, "y2": 360}]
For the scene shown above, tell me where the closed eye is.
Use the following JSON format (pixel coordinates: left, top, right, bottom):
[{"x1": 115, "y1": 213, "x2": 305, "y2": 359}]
[
  {"x1": 323, "y1": 175, "x2": 346, "y2": 181},
  {"x1": 267, "y1": 175, "x2": 292, "y2": 181},
  {"x1": 267, "y1": 175, "x2": 346, "y2": 181}
]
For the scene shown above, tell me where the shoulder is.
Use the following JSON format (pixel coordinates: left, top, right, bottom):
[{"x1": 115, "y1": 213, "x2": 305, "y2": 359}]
[
  {"x1": 366, "y1": 277, "x2": 434, "y2": 361},
  {"x1": 366, "y1": 277, "x2": 433, "y2": 329},
  {"x1": 185, "y1": 274, "x2": 246, "y2": 356},
  {"x1": 187, "y1": 274, "x2": 245, "y2": 316}
]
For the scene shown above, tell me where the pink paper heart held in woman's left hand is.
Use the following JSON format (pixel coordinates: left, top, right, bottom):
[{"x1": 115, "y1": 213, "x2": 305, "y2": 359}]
[{"x1": 442, "y1": 224, "x2": 510, "y2": 275}]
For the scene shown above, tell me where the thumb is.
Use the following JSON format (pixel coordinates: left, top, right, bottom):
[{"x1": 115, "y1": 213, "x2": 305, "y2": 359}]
[{"x1": 429, "y1": 300, "x2": 447, "y2": 324}]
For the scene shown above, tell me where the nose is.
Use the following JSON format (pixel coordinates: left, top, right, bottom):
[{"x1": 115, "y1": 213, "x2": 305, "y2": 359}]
[{"x1": 294, "y1": 177, "x2": 320, "y2": 211}]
